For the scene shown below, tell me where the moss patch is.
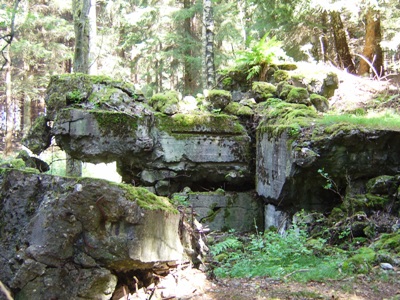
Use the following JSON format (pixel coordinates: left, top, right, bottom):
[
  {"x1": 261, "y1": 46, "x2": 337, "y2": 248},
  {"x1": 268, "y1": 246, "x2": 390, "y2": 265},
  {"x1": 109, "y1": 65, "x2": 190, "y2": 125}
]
[
  {"x1": 273, "y1": 70, "x2": 290, "y2": 83},
  {"x1": 92, "y1": 110, "x2": 139, "y2": 135},
  {"x1": 373, "y1": 233, "x2": 400, "y2": 253},
  {"x1": 149, "y1": 91, "x2": 179, "y2": 114},
  {"x1": 286, "y1": 87, "x2": 310, "y2": 105},
  {"x1": 257, "y1": 99, "x2": 318, "y2": 137},
  {"x1": 156, "y1": 113, "x2": 245, "y2": 135},
  {"x1": 343, "y1": 247, "x2": 376, "y2": 274},
  {"x1": 116, "y1": 183, "x2": 178, "y2": 213}
]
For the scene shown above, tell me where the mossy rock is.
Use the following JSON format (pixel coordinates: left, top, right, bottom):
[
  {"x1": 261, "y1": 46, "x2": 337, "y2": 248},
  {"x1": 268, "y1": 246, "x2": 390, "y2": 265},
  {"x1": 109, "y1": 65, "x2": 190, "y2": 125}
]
[
  {"x1": 366, "y1": 175, "x2": 399, "y2": 195},
  {"x1": 257, "y1": 99, "x2": 318, "y2": 137},
  {"x1": 343, "y1": 193, "x2": 390, "y2": 212},
  {"x1": 343, "y1": 247, "x2": 376, "y2": 274},
  {"x1": 252, "y1": 82, "x2": 277, "y2": 102},
  {"x1": 372, "y1": 233, "x2": 400, "y2": 253},
  {"x1": 45, "y1": 74, "x2": 137, "y2": 119},
  {"x1": 277, "y1": 63, "x2": 297, "y2": 71},
  {"x1": 323, "y1": 122, "x2": 360, "y2": 135},
  {"x1": 321, "y1": 72, "x2": 339, "y2": 98},
  {"x1": 223, "y1": 102, "x2": 241, "y2": 115},
  {"x1": 156, "y1": 113, "x2": 245, "y2": 135},
  {"x1": 21, "y1": 115, "x2": 52, "y2": 155},
  {"x1": 206, "y1": 89, "x2": 232, "y2": 110},
  {"x1": 237, "y1": 106, "x2": 254, "y2": 116},
  {"x1": 276, "y1": 82, "x2": 295, "y2": 100},
  {"x1": 286, "y1": 87, "x2": 310, "y2": 106},
  {"x1": 273, "y1": 70, "x2": 290, "y2": 83},
  {"x1": 149, "y1": 90, "x2": 179, "y2": 115},
  {"x1": 115, "y1": 183, "x2": 178, "y2": 213},
  {"x1": 224, "y1": 102, "x2": 254, "y2": 117},
  {"x1": 310, "y1": 94, "x2": 329, "y2": 112}
]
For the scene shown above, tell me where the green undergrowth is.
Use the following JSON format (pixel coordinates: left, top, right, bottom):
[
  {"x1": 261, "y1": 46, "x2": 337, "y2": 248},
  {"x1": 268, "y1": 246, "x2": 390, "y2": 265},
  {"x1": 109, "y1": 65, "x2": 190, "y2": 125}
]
[
  {"x1": 319, "y1": 111, "x2": 400, "y2": 131},
  {"x1": 210, "y1": 224, "x2": 351, "y2": 282}
]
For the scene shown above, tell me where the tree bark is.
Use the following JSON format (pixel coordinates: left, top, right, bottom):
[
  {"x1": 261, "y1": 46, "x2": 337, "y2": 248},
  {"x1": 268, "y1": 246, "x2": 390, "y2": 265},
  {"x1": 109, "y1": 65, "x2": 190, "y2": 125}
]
[
  {"x1": 358, "y1": 7, "x2": 384, "y2": 77},
  {"x1": 183, "y1": 0, "x2": 196, "y2": 94},
  {"x1": 4, "y1": 45, "x2": 14, "y2": 155},
  {"x1": 330, "y1": 11, "x2": 356, "y2": 74},
  {"x1": 203, "y1": 0, "x2": 215, "y2": 89},
  {"x1": 73, "y1": 0, "x2": 96, "y2": 74},
  {"x1": 321, "y1": 10, "x2": 329, "y2": 63},
  {"x1": 69, "y1": 0, "x2": 97, "y2": 176}
]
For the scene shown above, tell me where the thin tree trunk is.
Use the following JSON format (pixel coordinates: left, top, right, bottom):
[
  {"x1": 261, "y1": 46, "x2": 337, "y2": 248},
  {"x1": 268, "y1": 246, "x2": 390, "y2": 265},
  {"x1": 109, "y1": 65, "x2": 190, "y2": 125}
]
[
  {"x1": 358, "y1": 7, "x2": 384, "y2": 77},
  {"x1": 4, "y1": 45, "x2": 13, "y2": 155},
  {"x1": 183, "y1": 0, "x2": 195, "y2": 94},
  {"x1": 321, "y1": 11, "x2": 329, "y2": 63},
  {"x1": 330, "y1": 11, "x2": 356, "y2": 74},
  {"x1": 69, "y1": 0, "x2": 97, "y2": 176},
  {"x1": 203, "y1": 0, "x2": 215, "y2": 89}
]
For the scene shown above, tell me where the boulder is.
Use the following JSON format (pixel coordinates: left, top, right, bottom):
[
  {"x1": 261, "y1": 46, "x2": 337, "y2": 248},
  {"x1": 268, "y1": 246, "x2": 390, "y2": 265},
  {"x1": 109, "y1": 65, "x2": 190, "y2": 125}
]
[{"x1": 0, "y1": 169, "x2": 183, "y2": 299}]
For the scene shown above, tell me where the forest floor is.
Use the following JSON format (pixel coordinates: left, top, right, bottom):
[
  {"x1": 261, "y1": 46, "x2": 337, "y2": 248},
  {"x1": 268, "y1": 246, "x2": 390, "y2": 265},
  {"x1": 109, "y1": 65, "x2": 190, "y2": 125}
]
[{"x1": 171, "y1": 267, "x2": 400, "y2": 300}]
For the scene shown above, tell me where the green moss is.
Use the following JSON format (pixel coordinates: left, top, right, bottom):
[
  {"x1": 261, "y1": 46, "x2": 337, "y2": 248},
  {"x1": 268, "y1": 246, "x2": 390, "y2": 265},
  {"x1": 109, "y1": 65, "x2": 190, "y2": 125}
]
[
  {"x1": 223, "y1": 102, "x2": 241, "y2": 115},
  {"x1": 310, "y1": 94, "x2": 329, "y2": 112},
  {"x1": 343, "y1": 247, "x2": 376, "y2": 274},
  {"x1": 149, "y1": 90, "x2": 179, "y2": 113},
  {"x1": 323, "y1": 122, "x2": 360, "y2": 135},
  {"x1": 273, "y1": 70, "x2": 290, "y2": 83},
  {"x1": 252, "y1": 82, "x2": 277, "y2": 99},
  {"x1": 46, "y1": 74, "x2": 137, "y2": 118},
  {"x1": 373, "y1": 233, "x2": 400, "y2": 253},
  {"x1": 116, "y1": 183, "x2": 178, "y2": 213},
  {"x1": 207, "y1": 89, "x2": 231, "y2": 98},
  {"x1": 286, "y1": 87, "x2": 310, "y2": 105},
  {"x1": 93, "y1": 110, "x2": 139, "y2": 135},
  {"x1": 156, "y1": 113, "x2": 245, "y2": 135},
  {"x1": 237, "y1": 106, "x2": 254, "y2": 116},
  {"x1": 277, "y1": 63, "x2": 297, "y2": 71},
  {"x1": 0, "y1": 158, "x2": 26, "y2": 169},
  {"x1": 257, "y1": 99, "x2": 318, "y2": 137}
]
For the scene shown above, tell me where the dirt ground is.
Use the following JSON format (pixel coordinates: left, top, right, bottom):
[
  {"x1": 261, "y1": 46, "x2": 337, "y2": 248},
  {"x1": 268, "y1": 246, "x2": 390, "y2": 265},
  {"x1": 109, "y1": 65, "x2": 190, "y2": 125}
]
[{"x1": 163, "y1": 267, "x2": 400, "y2": 300}]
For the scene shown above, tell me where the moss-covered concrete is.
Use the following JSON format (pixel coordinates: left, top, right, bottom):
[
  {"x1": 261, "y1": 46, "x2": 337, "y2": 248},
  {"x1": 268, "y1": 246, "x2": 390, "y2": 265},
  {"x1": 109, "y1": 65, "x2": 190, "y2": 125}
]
[
  {"x1": 257, "y1": 98, "x2": 318, "y2": 137},
  {"x1": 115, "y1": 183, "x2": 178, "y2": 213},
  {"x1": 156, "y1": 113, "x2": 246, "y2": 135},
  {"x1": 149, "y1": 90, "x2": 179, "y2": 115},
  {"x1": 45, "y1": 73, "x2": 137, "y2": 119}
]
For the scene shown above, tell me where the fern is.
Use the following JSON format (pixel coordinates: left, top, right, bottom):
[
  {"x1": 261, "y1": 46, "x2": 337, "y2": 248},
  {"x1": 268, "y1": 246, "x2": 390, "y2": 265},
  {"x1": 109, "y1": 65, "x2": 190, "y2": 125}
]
[{"x1": 210, "y1": 237, "x2": 243, "y2": 256}]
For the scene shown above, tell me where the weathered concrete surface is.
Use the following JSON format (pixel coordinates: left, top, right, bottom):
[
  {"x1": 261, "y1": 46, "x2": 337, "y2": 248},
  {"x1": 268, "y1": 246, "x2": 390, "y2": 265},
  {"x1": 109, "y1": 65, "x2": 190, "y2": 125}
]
[
  {"x1": 175, "y1": 191, "x2": 264, "y2": 232},
  {"x1": 256, "y1": 127, "x2": 400, "y2": 212},
  {"x1": 0, "y1": 169, "x2": 183, "y2": 299},
  {"x1": 51, "y1": 108, "x2": 253, "y2": 195}
]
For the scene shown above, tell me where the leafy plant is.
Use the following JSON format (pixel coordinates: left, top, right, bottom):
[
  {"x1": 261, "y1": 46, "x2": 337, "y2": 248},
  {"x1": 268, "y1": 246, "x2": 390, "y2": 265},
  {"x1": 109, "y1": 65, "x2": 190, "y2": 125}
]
[
  {"x1": 235, "y1": 33, "x2": 286, "y2": 80},
  {"x1": 210, "y1": 236, "x2": 243, "y2": 256},
  {"x1": 210, "y1": 223, "x2": 350, "y2": 281}
]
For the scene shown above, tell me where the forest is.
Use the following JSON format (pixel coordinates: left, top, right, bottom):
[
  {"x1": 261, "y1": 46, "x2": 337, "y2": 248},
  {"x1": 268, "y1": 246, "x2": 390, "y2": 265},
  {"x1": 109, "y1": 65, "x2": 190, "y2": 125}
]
[
  {"x1": 1, "y1": 0, "x2": 400, "y2": 154},
  {"x1": 1, "y1": 0, "x2": 400, "y2": 299}
]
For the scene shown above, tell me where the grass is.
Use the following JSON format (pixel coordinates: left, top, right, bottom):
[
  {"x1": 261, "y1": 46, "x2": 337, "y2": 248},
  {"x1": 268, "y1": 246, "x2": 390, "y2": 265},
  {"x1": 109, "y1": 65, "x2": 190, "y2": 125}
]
[
  {"x1": 319, "y1": 111, "x2": 400, "y2": 131},
  {"x1": 210, "y1": 224, "x2": 351, "y2": 282}
]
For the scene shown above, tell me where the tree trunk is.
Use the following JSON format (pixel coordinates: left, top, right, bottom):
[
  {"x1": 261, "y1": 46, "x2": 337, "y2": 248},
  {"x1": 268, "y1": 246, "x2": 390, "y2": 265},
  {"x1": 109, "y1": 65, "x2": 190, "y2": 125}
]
[
  {"x1": 183, "y1": 0, "x2": 196, "y2": 94},
  {"x1": 69, "y1": 0, "x2": 97, "y2": 176},
  {"x1": 4, "y1": 45, "x2": 14, "y2": 156},
  {"x1": 73, "y1": 0, "x2": 96, "y2": 74},
  {"x1": 330, "y1": 11, "x2": 356, "y2": 74},
  {"x1": 203, "y1": 0, "x2": 215, "y2": 89},
  {"x1": 321, "y1": 11, "x2": 329, "y2": 63},
  {"x1": 358, "y1": 7, "x2": 384, "y2": 77}
]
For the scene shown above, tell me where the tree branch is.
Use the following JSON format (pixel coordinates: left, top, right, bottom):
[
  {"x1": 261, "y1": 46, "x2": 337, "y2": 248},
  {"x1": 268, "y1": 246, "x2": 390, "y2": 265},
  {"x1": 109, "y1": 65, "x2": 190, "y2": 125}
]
[{"x1": 1, "y1": 0, "x2": 22, "y2": 71}]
